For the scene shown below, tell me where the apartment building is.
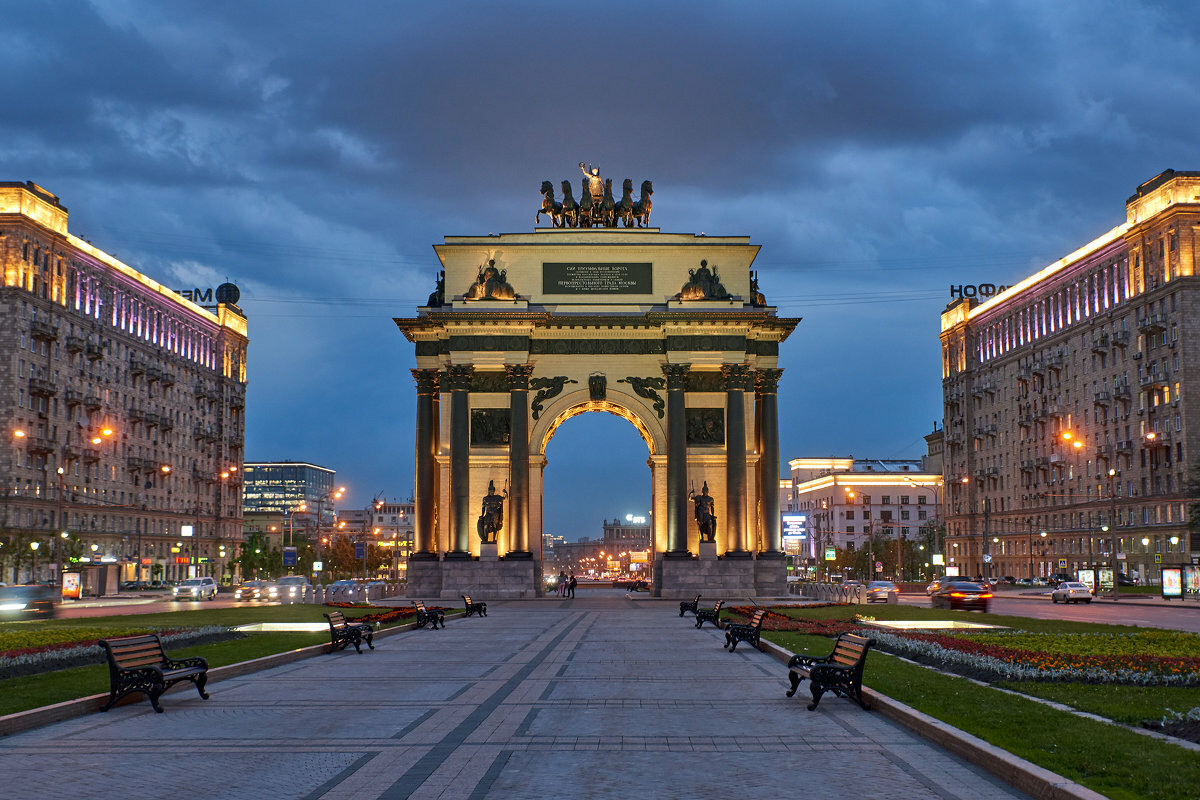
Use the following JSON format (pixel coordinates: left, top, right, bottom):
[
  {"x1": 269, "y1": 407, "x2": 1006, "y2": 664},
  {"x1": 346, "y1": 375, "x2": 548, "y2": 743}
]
[
  {"x1": 1, "y1": 182, "x2": 248, "y2": 584},
  {"x1": 940, "y1": 169, "x2": 1199, "y2": 583}
]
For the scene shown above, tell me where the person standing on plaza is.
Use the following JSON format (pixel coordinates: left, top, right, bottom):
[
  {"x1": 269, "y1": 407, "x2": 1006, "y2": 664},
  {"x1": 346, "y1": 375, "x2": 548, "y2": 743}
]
[
  {"x1": 567, "y1": 574, "x2": 577, "y2": 598},
  {"x1": 557, "y1": 571, "x2": 567, "y2": 597}
]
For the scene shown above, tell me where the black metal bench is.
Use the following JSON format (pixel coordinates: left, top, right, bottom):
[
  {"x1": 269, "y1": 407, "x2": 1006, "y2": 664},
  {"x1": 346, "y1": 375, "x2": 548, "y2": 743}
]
[
  {"x1": 694, "y1": 600, "x2": 724, "y2": 629},
  {"x1": 324, "y1": 610, "x2": 374, "y2": 653},
  {"x1": 786, "y1": 632, "x2": 875, "y2": 710},
  {"x1": 679, "y1": 595, "x2": 702, "y2": 616},
  {"x1": 412, "y1": 600, "x2": 444, "y2": 629},
  {"x1": 99, "y1": 634, "x2": 209, "y2": 713},
  {"x1": 723, "y1": 608, "x2": 767, "y2": 652},
  {"x1": 462, "y1": 594, "x2": 488, "y2": 617}
]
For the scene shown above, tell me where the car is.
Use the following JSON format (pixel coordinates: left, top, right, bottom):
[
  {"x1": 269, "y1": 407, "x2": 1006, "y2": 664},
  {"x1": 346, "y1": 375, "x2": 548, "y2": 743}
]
[
  {"x1": 275, "y1": 575, "x2": 311, "y2": 603},
  {"x1": 0, "y1": 585, "x2": 58, "y2": 620},
  {"x1": 1117, "y1": 572, "x2": 1137, "y2": 587},
  {"x1": 925, "y1": 575, "x2": 966, "y2": 596},
  {"x1": 234, "y1": 580, "x2": 279, "y2": 602},
  {"x1": 172, "y1": 577, "x2": 218, "y2": 601},
  {"x1": 930, "y1": 581, "x2": 992, "y2": 612},
  {"x1": 1051, "y1": 581, "x2": 1094, "y2": 604},
  {"x1": 866, "y1": 580, "x2": 898, "y2": 603}
]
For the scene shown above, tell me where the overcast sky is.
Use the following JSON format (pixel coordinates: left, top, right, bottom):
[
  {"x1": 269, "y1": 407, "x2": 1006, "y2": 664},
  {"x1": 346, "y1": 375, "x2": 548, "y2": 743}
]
[{"x1": 5, "y1": 2, "x2": 1199, "y2": 540}]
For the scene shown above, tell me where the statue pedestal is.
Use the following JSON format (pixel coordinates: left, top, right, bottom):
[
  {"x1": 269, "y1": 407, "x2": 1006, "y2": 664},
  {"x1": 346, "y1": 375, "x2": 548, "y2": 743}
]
[
  {"x1": 480, "y1": 543, "x2": 499, "y2": 562},
  {"x1": 698, "y1": 542, "x2": 717, "y2": 561}
]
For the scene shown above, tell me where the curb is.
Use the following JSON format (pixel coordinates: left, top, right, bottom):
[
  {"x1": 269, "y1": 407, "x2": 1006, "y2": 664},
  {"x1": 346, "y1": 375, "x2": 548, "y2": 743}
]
[
  {"x1": 0, "y1": 613, "x2": 461, "y2": 739},
  {"x1": 756, "y1": 638, "x2": 1108, "y2": 800}
]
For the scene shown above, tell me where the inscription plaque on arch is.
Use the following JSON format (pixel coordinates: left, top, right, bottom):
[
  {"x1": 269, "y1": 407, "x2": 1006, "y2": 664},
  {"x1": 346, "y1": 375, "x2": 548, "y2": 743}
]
[{"x1": 543, "y1": 262, "x2": 652, "y2": 294}]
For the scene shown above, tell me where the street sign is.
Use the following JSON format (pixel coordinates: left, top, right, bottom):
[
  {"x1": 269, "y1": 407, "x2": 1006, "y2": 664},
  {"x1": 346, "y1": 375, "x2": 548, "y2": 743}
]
[
  {"x1": 983, "y1": 554, "x2": 992, "y2": 563},
  {"x1": 824, "y1": 547, "x2": 836, "y2": 561},
  {"x1": 1154, "y1": 553, "x2": 1162, "y2": 564},
  {"x1": 874, "y1": 561, "x2": 882, "y2": 572},
  {"x1": 932, "y1": 553, "x2": 944, "y2": 566},
  {"x1": 283, "y1": 547, "x2": 298, "y2": 567},
  {"x1": 355, "y1": 541, "x2": 366, "y2": 560},
  {"x1": 1058, "y1": 558, "x2": 1068, "y2": 569}
]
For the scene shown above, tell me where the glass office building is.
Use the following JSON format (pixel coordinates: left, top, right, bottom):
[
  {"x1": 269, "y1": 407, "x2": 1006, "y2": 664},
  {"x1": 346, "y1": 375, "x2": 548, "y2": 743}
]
[{"x1": 243, "y1": 462, "x2": 335, "y2": 520}]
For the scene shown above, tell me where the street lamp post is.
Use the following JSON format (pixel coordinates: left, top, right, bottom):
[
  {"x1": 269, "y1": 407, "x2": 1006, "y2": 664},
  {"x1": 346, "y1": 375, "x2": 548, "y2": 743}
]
[{"x1": 1107, "y1": 468, "x2": 1120, "y2": 601}]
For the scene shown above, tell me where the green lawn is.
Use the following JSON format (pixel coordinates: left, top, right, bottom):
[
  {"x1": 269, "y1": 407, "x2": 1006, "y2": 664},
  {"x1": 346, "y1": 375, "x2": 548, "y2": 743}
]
[{"x1": 762, "y1": 609, "x2": 1200, "y2": 800}]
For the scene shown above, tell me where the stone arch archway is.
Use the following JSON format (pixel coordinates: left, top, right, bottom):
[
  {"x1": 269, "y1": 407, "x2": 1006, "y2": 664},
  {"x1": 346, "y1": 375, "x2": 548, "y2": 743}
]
[{"x1": 396, "y1": 225, "x2": 798, "y2": 598}]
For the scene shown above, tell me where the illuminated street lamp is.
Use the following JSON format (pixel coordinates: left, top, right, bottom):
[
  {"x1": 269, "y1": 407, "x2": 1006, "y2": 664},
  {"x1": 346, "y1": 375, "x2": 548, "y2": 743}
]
[{"x1": 29, "y1": 541, "x2": 40, "y2": 583}]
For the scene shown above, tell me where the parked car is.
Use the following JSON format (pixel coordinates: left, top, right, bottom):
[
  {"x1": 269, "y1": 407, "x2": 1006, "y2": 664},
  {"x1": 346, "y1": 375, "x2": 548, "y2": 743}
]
[
  {"x1": 866, "y1": 580, "x2": 898, "y2": 603},
  {"x1": 172, "y1": 577, "x2": 218, "y2": 601},
  {"x1": 0, "y1": 584, "x2": 58, "y2": 620},
  {"x1": 930, "y1": 581, "x2": 992, "y2": 612},
  {"x1": 275, "y1": 575, "x2": 311, "y2": 603},
  {"x1": 1051, "y1": 581, "x2": 1094, "y2": 604},
  {"x1": 234, "y1": 580, "x2": 278, "y2": 602},
  {"x1": 1117, "y1": 572, "x2": 1137, "y2": 587}
]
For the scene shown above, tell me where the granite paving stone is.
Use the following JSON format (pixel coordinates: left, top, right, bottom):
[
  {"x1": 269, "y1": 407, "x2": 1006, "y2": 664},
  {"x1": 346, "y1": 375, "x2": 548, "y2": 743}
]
[{"x1": 0, "y1": 592, "x2": 1033, "y2": 799}]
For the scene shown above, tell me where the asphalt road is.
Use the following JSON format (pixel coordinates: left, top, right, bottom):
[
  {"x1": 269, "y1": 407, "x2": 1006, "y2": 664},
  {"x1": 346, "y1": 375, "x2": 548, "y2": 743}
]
[{"x1": 898, "y1": 591, "x2": 1200, "y2": 633}]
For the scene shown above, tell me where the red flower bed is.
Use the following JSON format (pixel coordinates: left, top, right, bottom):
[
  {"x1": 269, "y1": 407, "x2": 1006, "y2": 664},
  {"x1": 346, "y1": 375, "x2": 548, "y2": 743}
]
[
  {"x1": 324, "y1": 603, "x2": 449, "y2": 625},
  {"x1": 726, "y1": 606, "x2": 860, "y2": 637}
]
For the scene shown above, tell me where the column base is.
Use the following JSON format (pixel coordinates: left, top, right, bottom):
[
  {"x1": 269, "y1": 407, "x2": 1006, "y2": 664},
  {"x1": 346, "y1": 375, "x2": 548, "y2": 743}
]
[
  {"x1": 502, "y1": 551, "x2": 533, "y2": 560},
  {"x1": 721, "y1": 549, "x2": 753, "y2": 560},
  {"x1": 443, "y1": 551, "x2": 473, "y2": 560},
  {"x1": 756, "y1": 550, "x2": 786, "y2": 560},
  {"x1": 663, "y1": 550, "x2": 694, "y2": 560},
  {"x1": 409, "y1": 551, "x2": 440, "y2": 561}
]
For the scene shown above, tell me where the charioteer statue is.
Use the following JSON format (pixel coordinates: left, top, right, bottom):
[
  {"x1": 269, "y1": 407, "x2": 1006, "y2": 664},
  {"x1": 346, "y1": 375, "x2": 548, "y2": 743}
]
[{"x1": 533, "y1": 164, "x2": 652, "y2": 228}]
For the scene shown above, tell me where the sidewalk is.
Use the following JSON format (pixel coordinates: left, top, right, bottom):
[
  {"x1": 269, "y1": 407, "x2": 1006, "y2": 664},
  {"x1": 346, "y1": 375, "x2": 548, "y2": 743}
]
[{"x1": 0, "y1": 593, "x2": 1042, "y2": 800}]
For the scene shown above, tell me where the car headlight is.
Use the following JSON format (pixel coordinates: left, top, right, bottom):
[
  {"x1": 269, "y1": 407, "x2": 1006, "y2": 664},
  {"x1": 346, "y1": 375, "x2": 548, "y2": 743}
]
[{"x1": 0, "y1": 603, "x2": 28, "y2": 611}]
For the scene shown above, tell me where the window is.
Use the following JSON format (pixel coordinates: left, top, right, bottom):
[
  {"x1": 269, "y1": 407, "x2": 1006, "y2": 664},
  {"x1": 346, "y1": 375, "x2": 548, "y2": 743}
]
[
  {"x1": 917, "y1": 495, "x2": 928, "y2": 505},
  {"x1": 861, "y1": 495, "x2": 871, "y2": 505},
  {"x1": 845, "y1": 511, "x2": 855, "y2": 520},
  {"x1": 881, "y1": 495, "x2": 891, "y2": 505},
  {"x1": 900, "y1": 509, "x2": 910, "y2": 520},
  {"x1": 918, "y1": 509, "x2": 927, "y2": 520},
  {"x1": 846, "y1": 526, "x2": 855, "y2": 534}
]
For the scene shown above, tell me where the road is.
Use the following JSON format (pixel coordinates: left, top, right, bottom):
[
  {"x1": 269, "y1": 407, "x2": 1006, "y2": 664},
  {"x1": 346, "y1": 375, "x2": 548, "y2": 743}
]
[{"x1": 899, "y1": 591, "x2": 1200, "y2": 633}]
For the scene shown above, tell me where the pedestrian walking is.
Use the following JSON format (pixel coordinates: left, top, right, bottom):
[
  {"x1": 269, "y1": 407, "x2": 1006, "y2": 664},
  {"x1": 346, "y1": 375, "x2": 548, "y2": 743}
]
[{"x1": 567, "y1": 574, "x2": 577, "y2": 598}]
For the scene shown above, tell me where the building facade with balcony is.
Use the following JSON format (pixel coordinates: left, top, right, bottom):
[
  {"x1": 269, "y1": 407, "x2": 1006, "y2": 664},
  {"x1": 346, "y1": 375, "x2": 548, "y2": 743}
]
[
  {"x1": 940, "y1": 170, "x2": 1199, "y2": 583},
  {"x1": 1, "y1": 182, "x2": 248, "y2": 584},
  {"x1": 787, "y1": 457, "x2": 943, "y2": 578}
]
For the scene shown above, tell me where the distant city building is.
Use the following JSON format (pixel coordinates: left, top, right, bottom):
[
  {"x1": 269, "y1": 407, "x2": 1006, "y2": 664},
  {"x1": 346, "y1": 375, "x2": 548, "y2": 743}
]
[
  {"x1": 0, "y1": 181, "x2": 248, "y2": 584},
  {"x1": 242, "y1": 461, "x2": 335, "y2": 521},
  {"x1": 940, "y1": 170, "x2": 1199, "y2": 584},
  {"x1": 787, "y1": 457, "x2": 942, "y2": 572}
]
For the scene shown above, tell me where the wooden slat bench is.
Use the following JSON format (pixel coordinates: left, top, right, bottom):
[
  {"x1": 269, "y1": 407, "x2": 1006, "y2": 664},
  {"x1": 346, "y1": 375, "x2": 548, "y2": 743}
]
[
  {"x1": 462, "y1": 594, "x2": 488, "y2": 617},
  {"x1": 324, "y1": 611, "x2": 374, "y2": 653},
  {"x1": 679, "y1": 595, "x2": 702, "y2": 617},
  {"x1": 786, "y1": 632, "x2": 875, "y2": 710},
  {"x1": 694, "y1": 600, "x2": 724, "y2": 629},
  {"x1": 723, "y1": 609, "x2": 767, "y2": 652},
  {"x1": 412, "y1": 600, "x2": 445, "y2": 629},
  {"x1": 98, "y1": 634, "x2": 209, "y2": 713}
]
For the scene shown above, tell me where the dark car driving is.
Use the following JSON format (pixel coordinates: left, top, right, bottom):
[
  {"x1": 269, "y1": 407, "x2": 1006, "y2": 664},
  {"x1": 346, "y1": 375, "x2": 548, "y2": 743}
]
[
  {"x1": 0, "y1": 584, "x2": 58, "y2": 620},
  {"x1": 930, "y1": 581, "x2": 992, "y2": 612}
]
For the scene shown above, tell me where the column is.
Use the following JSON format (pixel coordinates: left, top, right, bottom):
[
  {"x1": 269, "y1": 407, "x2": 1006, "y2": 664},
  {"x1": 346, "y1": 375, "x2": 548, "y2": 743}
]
[
  {"x1": 505, "y1": 363, "x2": 534, "y2": 558},
  {"x1": 756, "y1": 368, "x2": 784, "y2": 554},
  {"x1": 663, "y1": 363, "x2": 690, "y2": 556},
  {"x1": 445, "y1": 364, "x2": 474, "y2": 557},
  {"x1": 410, "y1": 369, "x2": 440, "y2": 559},
  {"x1": 722, "y1": 364, "x2": 751, "y2": 556}
]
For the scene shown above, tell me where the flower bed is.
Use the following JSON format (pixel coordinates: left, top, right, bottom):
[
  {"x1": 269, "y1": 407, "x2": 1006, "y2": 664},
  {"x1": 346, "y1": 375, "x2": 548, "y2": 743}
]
[
  {"x1": 0, "y1": 626, "x2": 239, "y2": 680},
  {"x1": 323, "y1": 603, "x2": 448, "y2": 626}
]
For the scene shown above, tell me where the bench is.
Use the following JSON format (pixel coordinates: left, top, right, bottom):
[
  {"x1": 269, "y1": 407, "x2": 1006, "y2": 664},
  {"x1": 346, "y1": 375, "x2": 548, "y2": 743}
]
[
  {"x1": 98, "y1": 634, "x2": 209, "y2": 713},
  {"x1": 679, "y1": 595, "x2": 702, "y2": 617},
  {"x1": 694, "y1": 600, "x2": 724, "y2": 629},
  {"x1": 462, "y1": 594, "x2": 488, "y2": 617},
  {"x1": 412, "y1": 600, "x2": 445, "y2": 629},
  {"x1": 723, "y1": 608, "x2": 767, "y2": 652},
  {"x1": 324, "y1": 611, "x2": 374, "y2": 653},
  {"x1": 786, "y1": 632, "x2": 875, "y2": 711}
]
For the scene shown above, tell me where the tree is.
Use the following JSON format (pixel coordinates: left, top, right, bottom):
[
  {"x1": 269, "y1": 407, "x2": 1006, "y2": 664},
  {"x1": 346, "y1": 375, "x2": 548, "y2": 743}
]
[{"x1": 323, "y1": 537, "x2": 389, "y2": 578}]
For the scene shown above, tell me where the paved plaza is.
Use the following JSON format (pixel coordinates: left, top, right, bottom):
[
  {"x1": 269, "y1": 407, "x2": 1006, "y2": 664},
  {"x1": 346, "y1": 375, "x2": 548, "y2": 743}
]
[{"x1": 0, "y1": 593, "x2": 1031, "y2": 799}]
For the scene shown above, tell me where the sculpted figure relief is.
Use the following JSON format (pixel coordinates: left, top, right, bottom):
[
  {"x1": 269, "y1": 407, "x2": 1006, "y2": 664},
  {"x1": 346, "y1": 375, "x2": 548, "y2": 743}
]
[
  {"x1": 464, "y1": 259, "x2": 516, "y2": 301},
  {"x1": 690, "y1": 481, "x2": 717, "y2": 543},
  {"x1": 676, "y1": 260, "x2": 729, "y2": 301}
]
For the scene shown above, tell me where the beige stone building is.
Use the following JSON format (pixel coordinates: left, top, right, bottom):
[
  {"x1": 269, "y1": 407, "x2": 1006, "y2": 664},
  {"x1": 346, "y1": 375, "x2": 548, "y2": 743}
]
[
  {"x1": 1, "y1": 182, "x2": 248, "y2": 585},
  {"x1": 940, "y1": 170, "x2": 1199, "y2": 584}
]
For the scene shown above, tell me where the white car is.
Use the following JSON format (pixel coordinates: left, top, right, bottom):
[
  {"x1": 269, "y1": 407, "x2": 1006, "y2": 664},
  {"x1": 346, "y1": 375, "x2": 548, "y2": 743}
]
[
  {"x1": 173, "y1": 577, "x2": 218, "y2": 601},
  {"x1": 275, "y1": 575, "x2": 311, "y2": 603},
  {"x1": 1050, "y1": 581, "x2": 1094, "y2": 604}
]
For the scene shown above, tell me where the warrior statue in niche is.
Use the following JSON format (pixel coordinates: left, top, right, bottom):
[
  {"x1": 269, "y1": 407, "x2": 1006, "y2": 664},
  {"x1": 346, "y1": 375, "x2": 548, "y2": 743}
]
[
  {"x1": 690, "y1": 481, "x2": 717, "y2": 543},
  {"x1": 477, "y1": 480, "x2": 507, "y2": 544}
]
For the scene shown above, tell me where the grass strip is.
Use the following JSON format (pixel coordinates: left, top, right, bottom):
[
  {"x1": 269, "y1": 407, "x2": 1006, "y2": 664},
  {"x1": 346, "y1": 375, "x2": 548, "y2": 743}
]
[
  {"x1": 0, "y1": 632, "x2": 326, "y2": 717},
  {"x1": 769, "y1": 630, "x2": 1200, "y2": 800},
  {"x1": 995, "y1": 680, "x2": 1200, "y2": 726}
]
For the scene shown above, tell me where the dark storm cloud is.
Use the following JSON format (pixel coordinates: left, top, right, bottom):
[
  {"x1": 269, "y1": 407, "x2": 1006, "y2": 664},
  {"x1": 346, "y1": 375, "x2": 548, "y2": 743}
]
[{"x1": 3, "y1": 0, "x2": 1200, "y2": 529}]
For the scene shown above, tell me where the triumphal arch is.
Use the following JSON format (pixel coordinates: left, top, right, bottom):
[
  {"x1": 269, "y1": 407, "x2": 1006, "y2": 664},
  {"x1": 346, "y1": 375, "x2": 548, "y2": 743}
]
[{"x1": 395, "y1": 183, "x2": 798, "y2": 598}]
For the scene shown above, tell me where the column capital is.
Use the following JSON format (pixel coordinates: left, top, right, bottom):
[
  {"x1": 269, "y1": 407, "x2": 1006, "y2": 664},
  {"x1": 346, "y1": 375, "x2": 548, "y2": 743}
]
[
  {"x1": 754, "y1": 368, "x2": 784, "y2": 394},
  {"x1": 411, "y1": 368, "x2": 441, "y2": 394},
  {"x1": 662, "y1": 363, "x2": 690, "y2": 390},
  {"x1": 720, "y1": 363, "x2": 752, "y2": 390},
  {"x1": 505, "y1": 363, "x2": 534, "y2": 390},
  {"x1": 444, "y1": 364, "x2": 474, "y2": 391}
]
